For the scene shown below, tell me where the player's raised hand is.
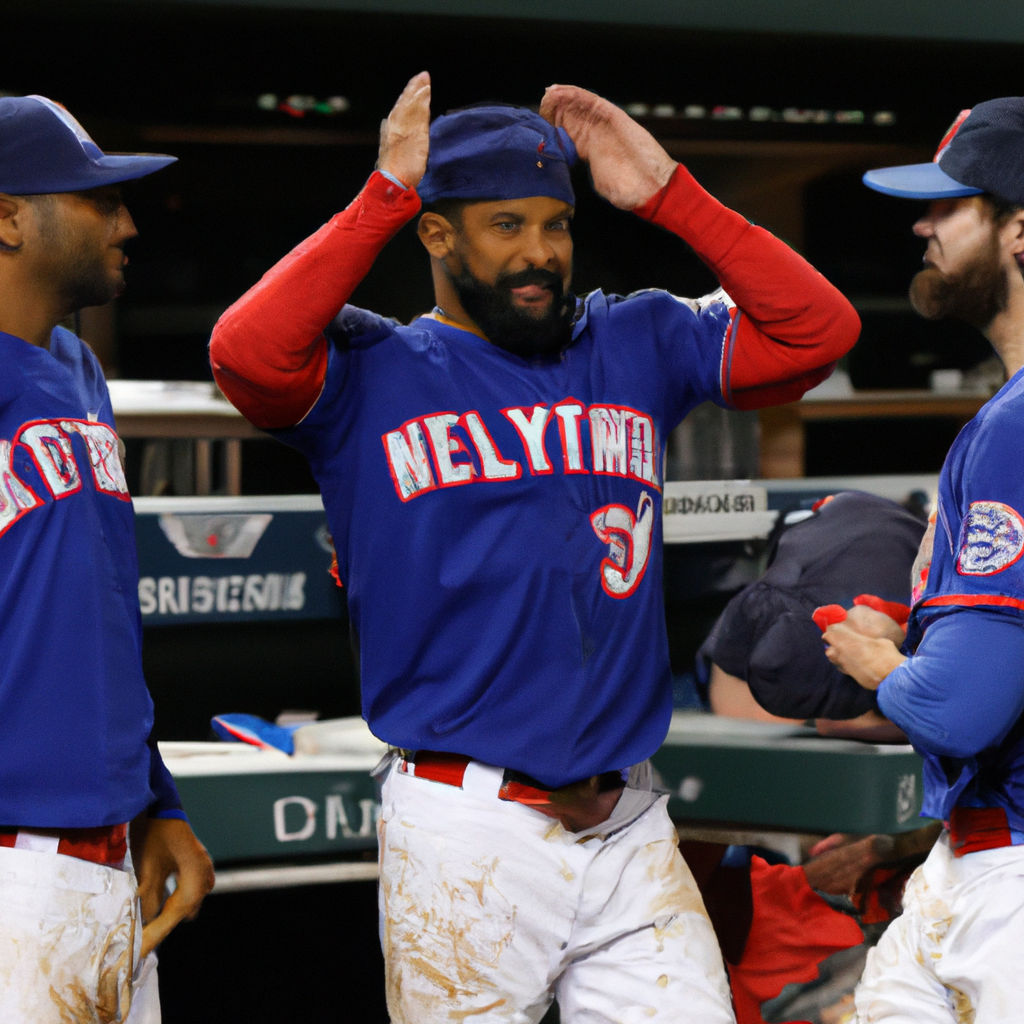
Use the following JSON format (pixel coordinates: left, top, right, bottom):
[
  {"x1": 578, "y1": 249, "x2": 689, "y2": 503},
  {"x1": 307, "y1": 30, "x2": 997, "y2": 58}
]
[
  {"x1": 539, "y1": 85, "x2": 676, "y2": 210},
  {"x1": 377, "y1": 71, "x2": 431, "y2": 190}
]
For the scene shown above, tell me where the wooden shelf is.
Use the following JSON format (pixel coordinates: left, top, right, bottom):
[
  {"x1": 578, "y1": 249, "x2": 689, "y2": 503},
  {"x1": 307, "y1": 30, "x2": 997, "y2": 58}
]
[{"x1": 760, "y1": 390, "x2": 990, "y2": 478}]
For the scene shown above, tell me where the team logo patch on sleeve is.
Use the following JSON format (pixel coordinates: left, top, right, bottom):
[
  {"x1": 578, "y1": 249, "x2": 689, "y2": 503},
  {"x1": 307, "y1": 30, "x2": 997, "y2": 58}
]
[{"x1": 956, "y1": 501, "x2": 1024, "y2": 575}]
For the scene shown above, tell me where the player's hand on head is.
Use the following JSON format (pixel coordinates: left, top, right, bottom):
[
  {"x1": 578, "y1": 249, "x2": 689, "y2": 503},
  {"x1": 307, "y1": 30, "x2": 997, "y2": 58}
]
[
  {"x1": 131, "y1": 816, "x2": 216, "y2": 959},
  {"x1": 539, "y1": 84, "x2": 676, "y2": 211},
  {"x1": 377, "y1": 71, "x2": 431, "y2": 190}
]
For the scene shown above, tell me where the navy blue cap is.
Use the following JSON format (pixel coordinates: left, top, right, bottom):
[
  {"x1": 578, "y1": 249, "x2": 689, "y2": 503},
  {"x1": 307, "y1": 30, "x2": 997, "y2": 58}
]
[
  {"x1": 417, "y1": 105, "x2": 577, "y2": 206},
  {"x1": 0, "y1": 95, "x2": 176, "y2": 195},
  {"x1": 864, "y1": 99, "x2": 1024, "y2": 204}
]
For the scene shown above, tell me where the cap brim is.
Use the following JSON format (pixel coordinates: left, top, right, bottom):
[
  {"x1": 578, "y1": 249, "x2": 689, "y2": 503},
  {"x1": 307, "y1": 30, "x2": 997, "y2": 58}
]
[
  {"x1": 863, "y1": 162, "x2": 983, "y2": 199},
  {"x1": 90, "y1": 153, "x2": 178, "y2": 185}
]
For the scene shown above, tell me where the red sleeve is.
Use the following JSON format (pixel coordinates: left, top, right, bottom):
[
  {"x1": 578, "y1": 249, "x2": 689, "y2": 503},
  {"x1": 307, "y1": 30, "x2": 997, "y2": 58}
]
[
  {"x1": 633, "y1": 165, "x2": 860, "y2": 411},
  {"x1": 209, "y1": 171, "x2": 422, "y2": 429}
]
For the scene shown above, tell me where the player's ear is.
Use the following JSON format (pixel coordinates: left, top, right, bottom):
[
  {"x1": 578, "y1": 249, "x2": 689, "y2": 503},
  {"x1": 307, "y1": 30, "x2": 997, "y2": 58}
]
[
  {"x1": 418, "y1": 211, "x2": 457, "y2": 259},
  {"x1": 1003, "y1": 207, "x2": 1024, "y2": 262},
  {"x1": 0, "y1": 194, "x2": 25, "y2": 252}
]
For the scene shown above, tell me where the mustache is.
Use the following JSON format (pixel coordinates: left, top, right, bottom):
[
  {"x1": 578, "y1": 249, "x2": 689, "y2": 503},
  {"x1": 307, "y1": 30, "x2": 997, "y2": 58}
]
[{"x1": 494, "y1": 266, "x2": 564, "y2": 294}]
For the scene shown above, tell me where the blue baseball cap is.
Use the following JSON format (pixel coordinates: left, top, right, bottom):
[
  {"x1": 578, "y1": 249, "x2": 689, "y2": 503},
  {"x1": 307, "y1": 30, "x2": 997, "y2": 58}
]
[
  {"x1": 417, "y1": 105, "x2": 577, "y2": 206},
  {"x1": 864, "y1": 98, "x2": 1024, "y2": 205},
  {"x1": 0, "y1": 94, "x2": 176, "y2": 195}
]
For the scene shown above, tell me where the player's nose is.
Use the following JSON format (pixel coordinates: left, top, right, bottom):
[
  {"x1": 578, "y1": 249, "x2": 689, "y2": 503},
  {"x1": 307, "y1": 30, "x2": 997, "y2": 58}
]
[
  {"x1": 520, "y1": 226, "x2": 559, "y2": 268},
  {"x1": 912, "y1": 216, "x2": 934, "y2": 239},
  {"x1": 912, "y1": 202, "x2": 941, "y2": 238},
  {"x1": 114, "y1": 205, "x2": 139, "y2": 245}
]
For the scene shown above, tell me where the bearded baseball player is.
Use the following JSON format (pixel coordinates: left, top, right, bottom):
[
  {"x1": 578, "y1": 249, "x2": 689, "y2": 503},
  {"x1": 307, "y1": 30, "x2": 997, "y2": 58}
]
[
  {"x1": 211, "y1": 72, "x2": 858, "y2": 1023},
  {"x1": 822, "y1": 99, "x2": 1024, "y2": 1023},
  {"x1": 0, "y1": 96, "x2": 214, "y2": 1022}
]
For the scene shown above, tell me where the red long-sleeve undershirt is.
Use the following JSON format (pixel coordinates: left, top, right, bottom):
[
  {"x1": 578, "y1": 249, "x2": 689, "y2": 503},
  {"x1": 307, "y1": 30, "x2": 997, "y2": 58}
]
[
  {"x1": 211, "y1": 171, "x2": 421, "y2": 429},
  {"x1": 210, "y1": 166, "x2": 859, "y2": 429},
  {"x1": 633, "y1": 164, "x2": 859, "y2": 410}
]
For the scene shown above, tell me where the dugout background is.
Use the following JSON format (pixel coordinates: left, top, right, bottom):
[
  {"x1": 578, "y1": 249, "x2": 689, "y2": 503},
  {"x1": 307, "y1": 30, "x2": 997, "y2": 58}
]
[{"x1": 0, "y1": 1, "x2": 1021, "y2": 1020}]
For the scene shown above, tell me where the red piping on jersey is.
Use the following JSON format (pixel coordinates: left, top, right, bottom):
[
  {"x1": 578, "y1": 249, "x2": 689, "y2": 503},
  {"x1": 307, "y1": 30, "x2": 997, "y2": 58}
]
[
  {"x1": 633, "y1": 165, "x2": 860, "y2": 410},
  {"x1": 719, "y1": 309, "x2": 742, "y2": 406},
  {"x1": 920, "y1": 594, "x2": 1024, "y2": 611}
]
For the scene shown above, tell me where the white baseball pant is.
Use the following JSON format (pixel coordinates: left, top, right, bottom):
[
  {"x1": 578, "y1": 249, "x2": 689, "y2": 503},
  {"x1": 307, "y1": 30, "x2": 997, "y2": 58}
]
[
  {"x1": 855, "y1": 831, "x2": 1024, "y2": 1023},
  {"x1": 377, "y1": 758, "x2": 736, "y2": 1024},
  {"x1": 0, "y1": 842, "x2": 160, "y2": 1023}
]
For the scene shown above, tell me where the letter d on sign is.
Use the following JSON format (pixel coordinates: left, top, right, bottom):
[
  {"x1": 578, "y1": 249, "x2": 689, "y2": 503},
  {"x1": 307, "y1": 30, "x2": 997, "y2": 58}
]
[{"x1": 273, "y1": 796, "x2": 317, "y2": 842}]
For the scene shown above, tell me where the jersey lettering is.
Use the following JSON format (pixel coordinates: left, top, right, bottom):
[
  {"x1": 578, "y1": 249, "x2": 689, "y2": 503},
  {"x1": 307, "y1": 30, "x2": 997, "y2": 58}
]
[
  {"x1": 0, "y1": 439, "x2": 43, "y2": 538},
  {"x1": 553, "y1": 401, "x2": 587, "y2": 474},
  {"x1": 590, "y1": 406, "x2": 630, "y2": 476},
  {"x1": 502, "y1": 405, "x2": 552, "y2": 474},
  {"x1": 61, "y1": 420, "x2": 129, "y2": 499},
  {"x1": 0, "y1": 418, "x2": 128, "y2": 539},
  {"x1": 382, "y1": 419, "x2": 437, "y2": 502},
  {"x1": 461, "y1": 412, "x2": 520, "y2": 480},
  {"x1": 629, "y1": 413, "x2": 657, "y2": 485},
  {"x1": 383, "y1": 400, "x2": 661, "y2": 501},
  {"x1": 423, "y1": 413, "x2": 475, "y2": 487},
  {"x1": 17, "y1": 421, "x2": 81, "y2": 499},
  {"x1": 590, "y1": 491, "x2": 655, "y2": 598}
]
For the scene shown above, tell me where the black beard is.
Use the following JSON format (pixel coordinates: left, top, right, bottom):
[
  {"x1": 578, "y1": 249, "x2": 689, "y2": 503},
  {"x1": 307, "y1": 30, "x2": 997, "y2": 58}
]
[
  {"x1": 909, "y1": 235, "x2": 1008, "y2": 330},
  {"x1": 448, "y1": 264, "x2": 577, "y2": 360}
]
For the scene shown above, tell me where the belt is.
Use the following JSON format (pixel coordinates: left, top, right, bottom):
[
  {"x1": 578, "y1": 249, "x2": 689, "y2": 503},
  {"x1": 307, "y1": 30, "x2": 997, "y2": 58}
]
[
  {"x1": 0, "y1": 823, "x2": 128, "y2": 869},
  {"x1": 947, "y1": 807, "x2": 1024, "y2": 858},
  {"x1": 401, "y1": 751, "x2": 624, "y2": 801},
  {"x1": 399, "y1": 751, "x2": 626, "y2": 834}
]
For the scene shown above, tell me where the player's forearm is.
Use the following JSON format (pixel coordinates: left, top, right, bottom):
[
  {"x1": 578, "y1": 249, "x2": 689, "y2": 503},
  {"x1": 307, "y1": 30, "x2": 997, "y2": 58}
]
[
  {"x1": 878, "y1": 610, "x2": 1024, "y2": 758},
  {"x1": 633, "y1": 164, "x2": 860, "y2": 407},
  {"x1": 210, "y1": 171, "x2": 421, "y2": 428}
]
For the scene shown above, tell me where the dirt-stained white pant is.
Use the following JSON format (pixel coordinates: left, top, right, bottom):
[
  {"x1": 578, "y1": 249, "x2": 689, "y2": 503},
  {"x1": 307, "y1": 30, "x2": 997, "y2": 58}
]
[
  {"x1": 0, "y1": 844, "x2": 160, "y2": 1023},
  {"x1": 378, "y1": 760, "x2": 736, "y2": 1024},
  {"x1": 855, "y1": 831, "x2": 1024, "y2": 1023}
]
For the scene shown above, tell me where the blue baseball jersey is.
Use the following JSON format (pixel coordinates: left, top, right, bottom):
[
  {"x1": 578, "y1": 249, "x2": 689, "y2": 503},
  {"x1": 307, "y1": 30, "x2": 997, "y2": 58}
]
[
  {"x1": 276, "y1": 288, "x2": 731, "y2": 788},
  {"x1": 881, "y1": 366, "x2": 1024, "y2": 829},
  {"x1": 0, "y1": 327, "x2": 180, "y2": 827}
]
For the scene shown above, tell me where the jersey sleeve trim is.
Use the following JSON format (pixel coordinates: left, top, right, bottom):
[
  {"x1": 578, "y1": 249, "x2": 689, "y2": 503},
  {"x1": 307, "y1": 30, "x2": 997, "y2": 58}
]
[
  {"x1": 720, "y1": 309, "x2": 742, "y2": 406},
  {"x1": 921, "y1": 593, "x2": 1024, "y2": 611}
]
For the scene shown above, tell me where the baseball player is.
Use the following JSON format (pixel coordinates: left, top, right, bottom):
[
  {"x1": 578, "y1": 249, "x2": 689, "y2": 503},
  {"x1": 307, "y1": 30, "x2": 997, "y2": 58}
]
[
  {"x1": 822, "y1": 98, "x2": 1024, "y2": 1023},
  {"x1": 0, "y1": 96, "x2": 214, "y2": 1022},
  {"x1": 210, "y1": 73, "x2": 859, "y2": 1023}
]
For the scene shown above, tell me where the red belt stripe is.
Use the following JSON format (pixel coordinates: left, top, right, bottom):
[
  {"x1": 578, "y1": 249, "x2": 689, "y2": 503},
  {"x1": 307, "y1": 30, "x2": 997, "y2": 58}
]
[
  {"x1": 0, "y1": 823, "x2": 128, "y2": 868},
  {"x1": 948, "y1": 807, "x2": 1015, "y2": 857}
]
